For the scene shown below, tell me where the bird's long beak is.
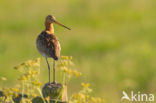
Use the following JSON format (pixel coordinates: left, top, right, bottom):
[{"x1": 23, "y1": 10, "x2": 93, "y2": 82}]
[{"x1": 54, "y1": 21, "x2": 71, "y2": 30}]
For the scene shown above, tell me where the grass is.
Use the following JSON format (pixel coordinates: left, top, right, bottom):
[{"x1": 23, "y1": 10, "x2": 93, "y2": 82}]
[{"x1": 0, "y1": 0, "x2": 156, "y2": 103}]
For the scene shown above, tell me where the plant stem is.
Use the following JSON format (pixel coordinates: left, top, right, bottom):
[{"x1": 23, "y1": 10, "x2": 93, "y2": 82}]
[{"x1": 22, "y1": 82, "x2": 24, "y2": 103}]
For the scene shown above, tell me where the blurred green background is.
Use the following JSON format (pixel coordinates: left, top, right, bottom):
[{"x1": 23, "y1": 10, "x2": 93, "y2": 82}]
[{"x1": 0, "y1": 0, "x2": 156, "y2": 103}]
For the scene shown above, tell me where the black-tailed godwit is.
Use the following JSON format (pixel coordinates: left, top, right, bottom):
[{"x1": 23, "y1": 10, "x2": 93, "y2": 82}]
[{"x1": 36, "y1": 15, "x2": 71, "y2": 84}]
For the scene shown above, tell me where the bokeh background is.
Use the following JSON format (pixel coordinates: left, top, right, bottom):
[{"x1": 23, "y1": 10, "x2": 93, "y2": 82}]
[{"x1": 0, "y1": 0, "x2": 156, "y2": 103}]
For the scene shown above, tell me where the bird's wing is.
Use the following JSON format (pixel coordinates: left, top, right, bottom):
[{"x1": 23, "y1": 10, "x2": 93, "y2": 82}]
[
  {"x1": 46, "y1": 33, "x2": 61, "y2": 60},
  {"x1": 50, "y1": 37, "x2": 61, "y2": 60}
]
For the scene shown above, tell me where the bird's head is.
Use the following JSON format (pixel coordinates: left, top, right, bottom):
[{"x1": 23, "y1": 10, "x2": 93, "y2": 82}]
[{"x1": 45, "y1": 15, "x2": 71, "y2": 30}]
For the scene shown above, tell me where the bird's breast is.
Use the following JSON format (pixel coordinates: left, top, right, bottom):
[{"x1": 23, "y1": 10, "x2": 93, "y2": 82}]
[{"x1": 36, "y1": 32, "x2": 61, "y2": 59}]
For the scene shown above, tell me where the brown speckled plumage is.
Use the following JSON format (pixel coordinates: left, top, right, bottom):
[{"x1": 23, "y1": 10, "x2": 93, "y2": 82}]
[{"x1": 36, "y1": 31, "x2": 61, "y2": 60}]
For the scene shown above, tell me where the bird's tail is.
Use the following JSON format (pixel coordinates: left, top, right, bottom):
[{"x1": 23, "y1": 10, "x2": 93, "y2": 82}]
[{"x1": 53, "y1": 56, "x2": 59, "y2": 61}]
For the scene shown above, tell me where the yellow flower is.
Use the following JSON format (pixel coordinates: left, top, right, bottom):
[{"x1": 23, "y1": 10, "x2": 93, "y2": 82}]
[
  {"x1": 32, "y1": 70, "x2": 39, "y2": 75},
  {"x1": 24, "y1": 60, "x2": 33, "y2": 67},
  {"x1": 61, "y1": 67, "x2": 68, "y2": 72},
  {"x1": 73, "y1": 70, "x2": 82, "y2": 77},
  {"x1": 31, "y1": 62, "x2": 40, "y2": 67},
  {"x1": 62, "y1": 67, "x2": 73, "y2": 76},
  {"x1": 14, "y1": 93, "x2": 19, "y2": 98},
  {"x1": 69, "y1": 56, "x2": 72, "y2": 60},
  {"x1": 72, "y1": 93, "x2": 85, "y2": 100},
  {"x1": 35, "y1": 58, "x2": 40, "y2": 63},
  {"x1": 31, "y1": 58, "x2": 40, "y2": 67},
  {"x1": 31, "y1": 93, "x2": 37, "y2": 98},
  {"x1": 61, "y1": 56, "x2": 69, "y2": 60},
  {"x1": 10, "y1": 88, "x2": 19, "y2": 93},
  {"x1": 32, "y1": 80, "x2": 42, "y2": 86},
  {"x1": 86, "y1": 95, "x2": 90, "y2": 99},
  {"x1": 69, "y1": 61, "x2": 74, "y2": 66},
  {"x1": 58, "y1": 61, "x2": 68, "y2": 67},
  {"x1": 91, "y1": 97, "x2": 105, "y2": 103},
  {"x1": 28, "y1": 70, "x2": 33, "y2": 75},
  {"x1": 81, "y1": 83, "x2": 90, "y2": 88},
  {"x1": 78, "y1": 93, "x2": 85, "y2": 100},
  {"x1": 61, "y1": 61, "x2": 68, "y2": 66},
  {"x1": 91, "y1": 97, "x2": 98, "y2": 102},
  {"x1": 45, "y1": 96, "x2": 50, "y2": 102},
  {"x1": 25, "y1": 74, "x2": 31, "y2": 79},
  {"x1": 3, "y1": 88, "x2": 14, "y2": 96},
  {"x1": 18, "y1": 75, "x2": 27, "y2": 81},
  {"x1": 66, "y1": 69, "x2": 73, "y2": 75},
  {"x1": 8, "y1": 91, "x2": 13, "y2": 96},
  {"x1": 1, "y1": 77, "x2": 7, "y2": 81}
]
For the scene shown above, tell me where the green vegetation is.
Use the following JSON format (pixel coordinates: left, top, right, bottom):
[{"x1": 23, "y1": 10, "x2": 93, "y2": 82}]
[
  {"x1": 0, "y1": 0, "x2": 156, "y2": 103},
  {"x1": 0, "y1": 57, "x2": 105, "y2": 103}
]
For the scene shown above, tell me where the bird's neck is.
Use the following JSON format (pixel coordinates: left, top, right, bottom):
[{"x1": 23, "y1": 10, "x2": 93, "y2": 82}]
[{"x1": 45, "y1": 23, "x2": 54, "y2": 34}]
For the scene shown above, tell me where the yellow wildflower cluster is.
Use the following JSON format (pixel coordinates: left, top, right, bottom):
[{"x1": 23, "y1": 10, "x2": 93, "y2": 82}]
[
  {"x1": 60, "y1": 56, "x2": 80, "y2": 73},
  {"x1": 0, "y1": 57, "x2": 106, "y2": 103},
  {"x1": 61, "y1": 67, "x2": 82, "y2": 77},
  {"x1": 57, "y1": 56, "x2": 82, "y2": 84},
  {"x1": 32, "y1": 80, "x2": 42, "y2": 87},
  {"x1": 14, "y1": 58, "x2": 40, "y2": 70},
  {"x1": 10, "y1": 87, "x2": 19, "y2": 93},
  {"x1": 70, "y1": 83, "x2": 105, "y2": 103},
  {"x1": 2, "y1": 87, "x2": 19, "y2": 98},
  {"x1": 91, "y1": 97, "x2": 105, "y2": 103},
  {"x1": 18, "y1": 70, "x2": 39, "y2": 81},
  {"x1": 14, "y1": 58, "x2": 41, "y2": 84},
  {"x1": 21, "y1": 58, "x2": 40, "y2": 68},
  {"x1": 61, "y1": 56, "x2": 72, "y2": 60},
  {"x1": 81, "y1": 83, "x2": 90, "y2": 88},
  {"x1": 58, "y1": 61, "x2": 68, "y2": 67},
  {"x1": 13, "y1": 58, "x2": 43, "y2": 102},
  {"x1": 3, "y1": 88, "x2": 13, "y2": 96},
  {"x1": 73, "y1": 70, "x2": 82, "y2": 77}
]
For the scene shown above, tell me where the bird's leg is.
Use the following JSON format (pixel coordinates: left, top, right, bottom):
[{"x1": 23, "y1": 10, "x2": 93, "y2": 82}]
[
  {"x1": 53, "y1": 59, "x2": 56, "y2": 84},
  {"x1": 45, "y1": 58, "x2": 51, "y2": 84}
]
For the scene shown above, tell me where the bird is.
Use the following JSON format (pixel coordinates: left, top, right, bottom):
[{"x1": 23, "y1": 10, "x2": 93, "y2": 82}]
[{"x1": 36, "y1": 15, "x2": 71, "y2": 84}]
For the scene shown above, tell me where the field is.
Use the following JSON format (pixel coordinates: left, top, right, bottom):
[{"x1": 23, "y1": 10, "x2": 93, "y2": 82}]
[{"x1": 0, "y1": 0, "x2": 156, "y2": 103}]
